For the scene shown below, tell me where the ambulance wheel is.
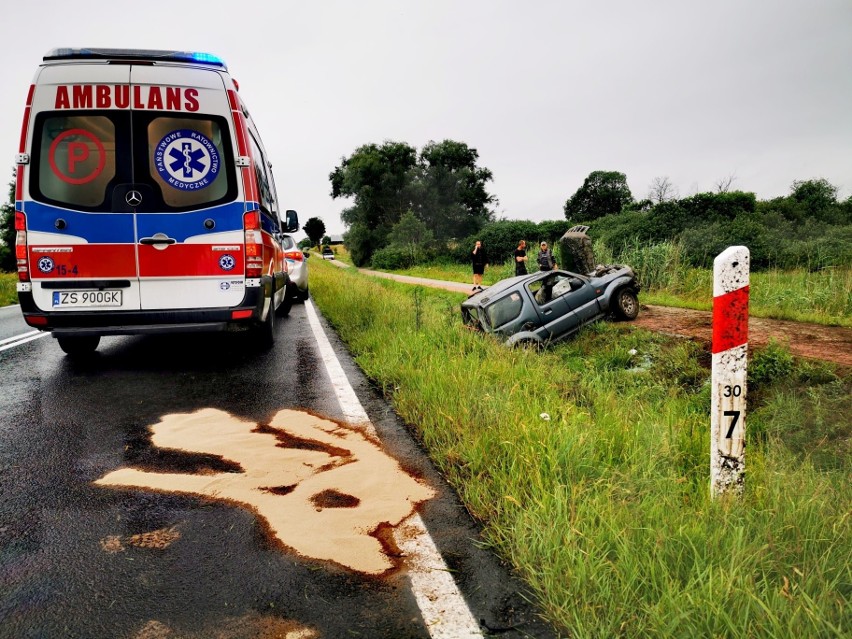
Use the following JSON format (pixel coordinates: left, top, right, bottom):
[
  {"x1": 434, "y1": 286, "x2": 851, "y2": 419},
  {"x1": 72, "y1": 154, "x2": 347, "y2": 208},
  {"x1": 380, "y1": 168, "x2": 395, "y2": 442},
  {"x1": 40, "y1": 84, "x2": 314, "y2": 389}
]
[
  {"x1": 255, "y1": 303, "x2": 275, "y2": 349},
  {"x1": 57, "y1": 335, "x2": 100, "y2": 356}
]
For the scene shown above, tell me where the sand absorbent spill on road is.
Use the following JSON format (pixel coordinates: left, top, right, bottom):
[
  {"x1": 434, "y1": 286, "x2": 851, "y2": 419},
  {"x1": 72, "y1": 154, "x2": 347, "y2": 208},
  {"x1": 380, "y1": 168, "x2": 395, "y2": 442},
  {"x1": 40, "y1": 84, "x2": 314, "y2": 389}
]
[{"x1": 95, "y1": 408, "x2": 435, "y2": 574}]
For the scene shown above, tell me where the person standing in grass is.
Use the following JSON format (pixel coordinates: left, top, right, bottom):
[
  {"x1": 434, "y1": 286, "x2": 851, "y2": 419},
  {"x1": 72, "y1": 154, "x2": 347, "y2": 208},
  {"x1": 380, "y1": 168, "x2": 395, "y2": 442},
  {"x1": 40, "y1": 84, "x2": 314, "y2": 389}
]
[
  {"x1": 514, "y1": 240, "x2": 528, "y2": 276},
  {"x1": 537, "y1": 241, "x2": 557, "y2": 271},
  {"x1": 471, "y1": 240, "x2": 487, "y2": 292}
]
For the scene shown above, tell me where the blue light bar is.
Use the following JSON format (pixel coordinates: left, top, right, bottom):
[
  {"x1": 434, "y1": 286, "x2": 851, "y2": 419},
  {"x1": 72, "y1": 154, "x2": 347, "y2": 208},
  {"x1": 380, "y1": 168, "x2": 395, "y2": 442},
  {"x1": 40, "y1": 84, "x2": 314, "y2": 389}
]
[{"x1": 43, "y1": 48, "x2": 228, "y2": 70}]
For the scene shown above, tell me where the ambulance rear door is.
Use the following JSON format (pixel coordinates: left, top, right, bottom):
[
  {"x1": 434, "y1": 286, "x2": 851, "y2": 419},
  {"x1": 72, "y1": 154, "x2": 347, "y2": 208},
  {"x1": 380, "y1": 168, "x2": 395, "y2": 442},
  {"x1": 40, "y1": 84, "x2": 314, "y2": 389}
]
[
  {"x1": 26, "y1": 63, "x2": 141, "y2": 314},
  {"x1": 127, "y1": 64, "x2": 244, "y2": 311}
]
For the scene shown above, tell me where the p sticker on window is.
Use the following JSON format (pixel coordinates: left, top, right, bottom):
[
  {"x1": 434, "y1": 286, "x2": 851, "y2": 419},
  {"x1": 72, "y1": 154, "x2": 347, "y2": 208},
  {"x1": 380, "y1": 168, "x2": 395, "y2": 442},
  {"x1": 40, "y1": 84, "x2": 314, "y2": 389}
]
[{"x1": 49, "y1": 129, "x2": 106, "y2": 185}]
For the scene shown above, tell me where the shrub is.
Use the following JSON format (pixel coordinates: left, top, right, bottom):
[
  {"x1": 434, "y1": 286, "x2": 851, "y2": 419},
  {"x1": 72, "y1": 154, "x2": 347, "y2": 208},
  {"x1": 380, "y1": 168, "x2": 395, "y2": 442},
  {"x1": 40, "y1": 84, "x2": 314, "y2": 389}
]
[
  {"x1": 370, "y1": 246, "x2": 414, "y2": 270},
  {"x1": 749, "y1": 340, "x2": 795, "y2": 388},
  {"x1": 450, "y1": 219, "x2": 568, "y2": 265}
]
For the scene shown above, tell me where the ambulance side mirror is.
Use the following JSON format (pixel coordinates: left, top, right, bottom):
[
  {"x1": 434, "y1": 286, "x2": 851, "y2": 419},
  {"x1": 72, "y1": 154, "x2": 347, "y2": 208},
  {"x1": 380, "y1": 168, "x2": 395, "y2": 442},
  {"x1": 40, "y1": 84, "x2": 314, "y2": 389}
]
[{"x1": 283, "y1": 209, "x2": 299, "y2": 233}]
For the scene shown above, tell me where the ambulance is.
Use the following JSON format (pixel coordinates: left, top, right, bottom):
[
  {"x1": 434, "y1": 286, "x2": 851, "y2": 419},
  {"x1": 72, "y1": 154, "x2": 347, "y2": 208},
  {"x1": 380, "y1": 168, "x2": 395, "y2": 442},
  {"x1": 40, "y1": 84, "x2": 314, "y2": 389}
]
[{"x1": 14, "y1": 48, "x2": 297, "y2": 355}]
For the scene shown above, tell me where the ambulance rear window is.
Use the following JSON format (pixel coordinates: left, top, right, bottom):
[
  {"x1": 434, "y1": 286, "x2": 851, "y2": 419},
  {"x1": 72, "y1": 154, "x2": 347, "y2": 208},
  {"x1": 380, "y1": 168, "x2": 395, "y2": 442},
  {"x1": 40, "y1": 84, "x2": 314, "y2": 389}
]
[
  {"x1": 30, "y1": 110, "x2": 236, "y2": 213},
  {"x1": 35, "y1": 115, "x2": 117, "y2": 208}
]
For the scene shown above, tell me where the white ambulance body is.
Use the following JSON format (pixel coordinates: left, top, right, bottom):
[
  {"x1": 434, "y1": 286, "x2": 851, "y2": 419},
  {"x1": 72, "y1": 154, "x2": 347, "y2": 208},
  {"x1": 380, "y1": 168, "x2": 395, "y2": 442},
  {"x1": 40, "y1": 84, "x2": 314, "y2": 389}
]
[{"x1": 14, "y1": 48, "x2": 296, "y2": 354}]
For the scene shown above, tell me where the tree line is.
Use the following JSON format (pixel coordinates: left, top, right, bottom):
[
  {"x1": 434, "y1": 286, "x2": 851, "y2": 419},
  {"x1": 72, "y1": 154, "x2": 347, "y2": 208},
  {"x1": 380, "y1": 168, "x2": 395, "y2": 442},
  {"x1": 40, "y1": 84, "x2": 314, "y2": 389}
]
[
  {"x1": 2, "y1": 155, "x2": 850, "y2": 273},
  {"x1": 326, "y1": 150, "x2": 852, "y2": 270}
]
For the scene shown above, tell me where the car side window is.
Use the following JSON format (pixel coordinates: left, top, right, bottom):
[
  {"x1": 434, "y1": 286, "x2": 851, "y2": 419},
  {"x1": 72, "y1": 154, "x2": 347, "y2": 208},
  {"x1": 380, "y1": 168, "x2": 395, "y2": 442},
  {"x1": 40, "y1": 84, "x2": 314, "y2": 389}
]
[
  {"x1": 530, "y1": 273, "x2": 580, "y2": 305},
  {"x1": 551, "y1": 275, "x2": 575, "y2": 297},
  {"x1": 486, "y1": 292, "x2": 523, "y2": 328}
]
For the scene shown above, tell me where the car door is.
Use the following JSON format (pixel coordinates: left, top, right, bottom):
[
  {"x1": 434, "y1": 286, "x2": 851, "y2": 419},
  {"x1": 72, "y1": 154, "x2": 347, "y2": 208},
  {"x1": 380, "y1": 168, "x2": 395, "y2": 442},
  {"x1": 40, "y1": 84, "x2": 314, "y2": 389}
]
[
  {"x1": 557, "y1": 273, "x2": 603, "y2": 324},
  {"x1": 526, "y1": 273, "x2": 576, "y2": 339}
]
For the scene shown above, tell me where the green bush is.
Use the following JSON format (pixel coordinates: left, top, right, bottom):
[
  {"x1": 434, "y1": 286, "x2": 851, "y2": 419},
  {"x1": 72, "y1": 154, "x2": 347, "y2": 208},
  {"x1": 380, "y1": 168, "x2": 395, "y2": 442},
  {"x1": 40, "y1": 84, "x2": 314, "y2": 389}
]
[
  {"x1": 370, "y1": 246, "x2": 414, "y2": 270},
  {"x1": 449, "y1": 219, "x2": 569, "y2": 265},
  {"x1": 749, "y1": 340, "x2": 795, "y2": 388}
]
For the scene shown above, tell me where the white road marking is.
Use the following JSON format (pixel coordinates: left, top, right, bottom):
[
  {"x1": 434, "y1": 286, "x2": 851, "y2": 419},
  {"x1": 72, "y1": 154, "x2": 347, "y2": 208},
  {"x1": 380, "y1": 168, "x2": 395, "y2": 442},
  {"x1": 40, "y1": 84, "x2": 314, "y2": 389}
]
[
  {"x1": 0, "y1": 330, "x2": 49, "y2": 352},
  {"x1": 304, "y1": 299, "x2": 483, "y2": 638}
]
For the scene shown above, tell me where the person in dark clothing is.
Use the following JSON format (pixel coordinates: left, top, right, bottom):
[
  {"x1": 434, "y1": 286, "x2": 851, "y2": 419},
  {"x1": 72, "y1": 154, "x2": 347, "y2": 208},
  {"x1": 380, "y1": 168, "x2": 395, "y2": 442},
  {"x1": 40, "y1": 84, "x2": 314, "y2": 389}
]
[
  {"x1": 537, "y1": 241, "x2": 557, "y2": 271},
  {"x1": 471, "y1": 240, "x2": 487, "y2": 292},
  {"x1": 514, "y1": 240, "x2": 528, "y2": 276}
]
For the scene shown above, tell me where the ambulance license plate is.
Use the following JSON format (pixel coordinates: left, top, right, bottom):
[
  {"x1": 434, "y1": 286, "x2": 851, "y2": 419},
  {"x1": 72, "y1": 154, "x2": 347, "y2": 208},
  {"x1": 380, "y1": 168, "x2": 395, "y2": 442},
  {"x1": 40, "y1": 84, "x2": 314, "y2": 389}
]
[{"x1": 52, "y1": 290, "x2": 122, "y2": 308}]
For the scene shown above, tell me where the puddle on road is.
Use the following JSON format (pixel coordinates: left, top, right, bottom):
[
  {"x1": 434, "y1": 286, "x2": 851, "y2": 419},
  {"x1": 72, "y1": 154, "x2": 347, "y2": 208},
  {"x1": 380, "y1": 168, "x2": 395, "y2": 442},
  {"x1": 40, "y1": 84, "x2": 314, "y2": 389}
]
[{"x1": 96, "y1": 408, "x2": 435, "y2": 574}]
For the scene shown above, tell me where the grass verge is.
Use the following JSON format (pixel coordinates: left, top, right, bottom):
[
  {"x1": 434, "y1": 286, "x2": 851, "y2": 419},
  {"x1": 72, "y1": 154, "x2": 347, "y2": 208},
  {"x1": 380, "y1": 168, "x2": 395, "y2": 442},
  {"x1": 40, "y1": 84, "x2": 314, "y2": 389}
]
[{"x1": 309, "y1": 258, "x2": 850, "y2": 639}]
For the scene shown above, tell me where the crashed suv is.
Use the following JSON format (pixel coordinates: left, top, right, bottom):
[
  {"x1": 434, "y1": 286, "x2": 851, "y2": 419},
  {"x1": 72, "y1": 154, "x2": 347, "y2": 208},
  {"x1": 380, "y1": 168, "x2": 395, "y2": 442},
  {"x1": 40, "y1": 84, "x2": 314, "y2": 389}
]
[{"x1": 461, "y1": 226, "x2": 640, "y2": 347}]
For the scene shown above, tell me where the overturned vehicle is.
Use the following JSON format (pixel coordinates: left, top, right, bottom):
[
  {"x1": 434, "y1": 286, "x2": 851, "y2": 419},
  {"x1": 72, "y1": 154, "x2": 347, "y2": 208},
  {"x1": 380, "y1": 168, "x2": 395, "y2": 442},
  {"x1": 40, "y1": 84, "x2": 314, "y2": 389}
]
[{"x1": 461, "y1": 226, "x2": 640, "y2": 347}]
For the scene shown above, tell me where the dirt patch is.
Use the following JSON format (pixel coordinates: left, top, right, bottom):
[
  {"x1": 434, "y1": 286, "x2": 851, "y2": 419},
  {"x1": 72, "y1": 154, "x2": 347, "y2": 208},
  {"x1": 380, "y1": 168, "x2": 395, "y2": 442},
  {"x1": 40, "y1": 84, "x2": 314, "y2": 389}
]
[
  {"x1": 99, "y1": 526, "x2": 181, "y2": 553},
  {"x1": 131, "y1": 614, "x2": 318, "y2": 639},
  {"x1": 634, "y1": 305, "x2": 852, "y2": 367}
]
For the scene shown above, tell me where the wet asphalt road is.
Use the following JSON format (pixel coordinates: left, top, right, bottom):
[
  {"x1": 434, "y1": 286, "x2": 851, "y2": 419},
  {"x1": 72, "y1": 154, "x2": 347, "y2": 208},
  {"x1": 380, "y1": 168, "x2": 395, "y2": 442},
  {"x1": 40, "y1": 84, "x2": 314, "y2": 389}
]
[{"x1": 0, "y1": 301, "x2": 556, "y2": 639}]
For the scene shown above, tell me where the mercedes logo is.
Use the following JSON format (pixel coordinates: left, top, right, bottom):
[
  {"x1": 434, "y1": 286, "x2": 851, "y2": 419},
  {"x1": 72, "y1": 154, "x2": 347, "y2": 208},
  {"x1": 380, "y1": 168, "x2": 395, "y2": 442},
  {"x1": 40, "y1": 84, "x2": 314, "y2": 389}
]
[{"x1": 126, "y1": 190, "x2": 143, "y2": 207}]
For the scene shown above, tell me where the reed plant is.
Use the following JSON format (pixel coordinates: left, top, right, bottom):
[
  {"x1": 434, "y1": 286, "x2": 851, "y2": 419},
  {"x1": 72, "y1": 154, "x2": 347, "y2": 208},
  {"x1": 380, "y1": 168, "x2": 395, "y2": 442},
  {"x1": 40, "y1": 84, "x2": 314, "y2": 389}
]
[{"x1": 309, "y1": 258, "x2": 850, "y2": 638}]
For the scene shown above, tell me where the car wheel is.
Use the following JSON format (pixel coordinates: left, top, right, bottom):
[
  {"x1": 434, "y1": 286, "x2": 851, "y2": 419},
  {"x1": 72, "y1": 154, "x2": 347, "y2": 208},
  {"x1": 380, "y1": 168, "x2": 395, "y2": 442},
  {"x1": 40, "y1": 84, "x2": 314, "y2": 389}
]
[
  {"x1": 518, "y1": 340, "x2": 540, "y2": 350},
  {"x1": 57, "y1": 335, "x2": 100, "y2": 356},
  {"x1": 298, "y1": 286, "x2": 309, "y2": 301},
  {"x1": 613, "y1": 288, "x2": 639, "y2": 321}
]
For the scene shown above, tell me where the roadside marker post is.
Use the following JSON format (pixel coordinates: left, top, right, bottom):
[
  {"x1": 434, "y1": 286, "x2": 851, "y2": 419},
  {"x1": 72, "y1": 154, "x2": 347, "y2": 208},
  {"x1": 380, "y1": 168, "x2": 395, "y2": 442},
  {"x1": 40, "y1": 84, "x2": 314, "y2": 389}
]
[{"x1": 710, "y1": 246, "x2": 749, "y2": 498}]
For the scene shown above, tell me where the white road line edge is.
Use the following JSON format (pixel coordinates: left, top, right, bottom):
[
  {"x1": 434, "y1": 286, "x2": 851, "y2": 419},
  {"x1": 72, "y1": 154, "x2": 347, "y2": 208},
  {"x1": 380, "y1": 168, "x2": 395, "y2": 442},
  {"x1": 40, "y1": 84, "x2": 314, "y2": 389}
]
[
  {"x1": 0, "y1": 331, "x2": 49, "y2": 352},
  {"x1": 0, "y1": 330, "x2": 40, "y2": 346},
  {"x1": 304, "y1": 299, "x2": 483, "y2": 638}
]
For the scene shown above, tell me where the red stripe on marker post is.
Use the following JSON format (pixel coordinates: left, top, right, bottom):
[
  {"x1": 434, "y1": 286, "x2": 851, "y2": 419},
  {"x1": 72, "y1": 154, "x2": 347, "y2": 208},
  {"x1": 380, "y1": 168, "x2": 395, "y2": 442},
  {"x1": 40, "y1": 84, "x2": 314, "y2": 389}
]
[{"x1": 712, "y1": 285, "x2": 749, "y2": 353}]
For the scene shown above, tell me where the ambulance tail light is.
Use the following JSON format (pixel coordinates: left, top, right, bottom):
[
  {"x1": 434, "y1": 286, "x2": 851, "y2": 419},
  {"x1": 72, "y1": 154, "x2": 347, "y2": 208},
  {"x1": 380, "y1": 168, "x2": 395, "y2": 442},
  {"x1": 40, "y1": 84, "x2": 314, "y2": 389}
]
[
  {"x1": 243, "y1": 211, "x2": 263, "y2": 278},
  {"x1": 15, "y1": 212, "x2": 29, "y2": 282}
]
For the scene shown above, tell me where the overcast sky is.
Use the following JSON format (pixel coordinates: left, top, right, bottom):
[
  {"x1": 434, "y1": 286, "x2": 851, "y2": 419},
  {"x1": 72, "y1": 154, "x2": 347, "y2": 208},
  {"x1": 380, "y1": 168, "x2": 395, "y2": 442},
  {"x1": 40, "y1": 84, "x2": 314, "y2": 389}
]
[{"x1": 2, "y1": 0, "x2": 850, "y2": 237}]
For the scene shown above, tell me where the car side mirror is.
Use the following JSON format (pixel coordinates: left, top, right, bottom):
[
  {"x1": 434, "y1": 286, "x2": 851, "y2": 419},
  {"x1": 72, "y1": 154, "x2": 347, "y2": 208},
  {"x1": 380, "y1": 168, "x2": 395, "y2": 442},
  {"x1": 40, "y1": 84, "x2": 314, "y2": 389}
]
[{"x1": 303, "y1": 251, "x2": 310, "y2": 259}]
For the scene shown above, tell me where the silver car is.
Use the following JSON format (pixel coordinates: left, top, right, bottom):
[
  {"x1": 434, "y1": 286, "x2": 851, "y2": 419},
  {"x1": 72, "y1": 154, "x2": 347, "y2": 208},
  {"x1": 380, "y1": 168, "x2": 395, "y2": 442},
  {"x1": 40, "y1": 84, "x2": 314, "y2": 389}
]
[{"x1": 280, "y1": 234, "x2": 309, "y2": 300}]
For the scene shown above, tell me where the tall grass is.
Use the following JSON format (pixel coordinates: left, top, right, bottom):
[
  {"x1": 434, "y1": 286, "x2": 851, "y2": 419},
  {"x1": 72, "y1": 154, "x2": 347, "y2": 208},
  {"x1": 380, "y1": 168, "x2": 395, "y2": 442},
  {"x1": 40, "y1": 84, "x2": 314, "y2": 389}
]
[
  {"x1": 309, "y1": 259, "x2": 850, "y2": 638},
  {"x1": 598, "y1": 240, "x2": 852, "y2": 325},
  {"x1": 0, "y1": 272, "x2": 18, "y2": 307}
]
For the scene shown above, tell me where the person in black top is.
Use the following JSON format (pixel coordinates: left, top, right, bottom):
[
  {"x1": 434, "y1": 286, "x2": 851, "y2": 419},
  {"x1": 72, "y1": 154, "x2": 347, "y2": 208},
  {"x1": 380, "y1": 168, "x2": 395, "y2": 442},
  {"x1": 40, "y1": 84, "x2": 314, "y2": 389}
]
[
  {"x1": 514, "y1": 240, "x2": 528, "y2": 276},
  {"x1": 471, "y1": 240, "x2": 487, "y2": 292}
]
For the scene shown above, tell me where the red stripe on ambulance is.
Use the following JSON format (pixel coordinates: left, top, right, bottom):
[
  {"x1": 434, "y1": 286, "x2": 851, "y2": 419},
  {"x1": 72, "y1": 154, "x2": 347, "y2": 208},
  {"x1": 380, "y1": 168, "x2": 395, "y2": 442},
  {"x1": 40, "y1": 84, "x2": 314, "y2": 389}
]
[
  {"x1": 229, "y1": 93, "x2": 258, "y2": 204},
  {"x1": 138, "y1": 245, "x2": 244, "y2": 277},
  {"x1": 28, "y1": 245, "x2": 137, "y2": 279}
]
